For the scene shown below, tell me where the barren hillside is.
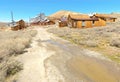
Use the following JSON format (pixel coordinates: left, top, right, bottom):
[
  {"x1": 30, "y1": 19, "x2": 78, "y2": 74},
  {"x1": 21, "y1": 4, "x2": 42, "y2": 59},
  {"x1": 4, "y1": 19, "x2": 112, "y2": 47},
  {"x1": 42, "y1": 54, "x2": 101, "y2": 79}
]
[
  {"x1": 111, "y1": 13, "x2": 120, "y2": 21},
  {"x1": 49, "y1": 10, "x2": 82, "y2": 19},
  {"x1": 0, "y1": 22, "x2": 7, "y2": 27}
]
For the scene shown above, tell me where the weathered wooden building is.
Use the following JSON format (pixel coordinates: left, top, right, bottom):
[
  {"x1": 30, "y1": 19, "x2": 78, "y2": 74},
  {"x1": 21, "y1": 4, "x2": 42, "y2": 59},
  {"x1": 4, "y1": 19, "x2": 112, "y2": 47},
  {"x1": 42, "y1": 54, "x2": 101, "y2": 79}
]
[
  {"x1": 90, "y1": 15, "x2": 106, "y2": 27},
  {"x1": 30, "y1": 13, "x2": 55, "y2": 26},
  {"x1": 11, "y1": 19, "x2": 26, "y2": 31},
  {"x1": 68, "y1": 14, "x2": 101, "y2": 28},
  {"x1": 93, "y1": 14, "x2": 117, "y2": 23},
  {"x1": 31, "y1": 20, "x2": 55, "y2": 26},
  {"x1": 59, "y1": 16, "x2": 68, "y2": 27}
]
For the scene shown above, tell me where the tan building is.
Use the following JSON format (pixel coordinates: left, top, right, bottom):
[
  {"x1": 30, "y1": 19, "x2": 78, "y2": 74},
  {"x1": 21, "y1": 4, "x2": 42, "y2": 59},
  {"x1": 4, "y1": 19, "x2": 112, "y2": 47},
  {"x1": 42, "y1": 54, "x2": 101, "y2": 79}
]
[{"x1": 68, "y1": 14, "x2": 101, "y2": 28}]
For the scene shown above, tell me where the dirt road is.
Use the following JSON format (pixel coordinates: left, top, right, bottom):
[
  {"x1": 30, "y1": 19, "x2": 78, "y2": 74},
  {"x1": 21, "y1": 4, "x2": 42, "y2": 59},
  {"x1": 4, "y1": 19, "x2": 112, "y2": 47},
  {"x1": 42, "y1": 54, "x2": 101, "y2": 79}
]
[{"x1": 17, "y1": 27, "x2": 120, "y2": 82}]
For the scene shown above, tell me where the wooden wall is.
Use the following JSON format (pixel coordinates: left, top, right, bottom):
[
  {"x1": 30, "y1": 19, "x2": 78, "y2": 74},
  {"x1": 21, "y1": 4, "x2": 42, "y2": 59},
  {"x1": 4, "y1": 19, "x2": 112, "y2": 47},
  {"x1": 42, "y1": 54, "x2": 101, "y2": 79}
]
[
  {"x1": 59, "y1": 21, "x2": 67, "y2": 27},
  {"x1": 85, "y1": 21, "x2": 92, "y2": 28},
  {"x1": 94, "y1": 18, "x2": 106, "y2": 27},
  {"x1": 76, "y1": 21, "x2": 82, "y2": 28},
  {"x1": 68, "y1": 16, "x2": 107, "y2": 28},
  {"x1": 76, "y1": 21, "x2": 92, "y2": 28},
  {"x1": 71, "y1": 19, "x2": 106, "y2": 28},
  {"x1": 72, "y1": 20, "x2": 76, "y2": 28}
]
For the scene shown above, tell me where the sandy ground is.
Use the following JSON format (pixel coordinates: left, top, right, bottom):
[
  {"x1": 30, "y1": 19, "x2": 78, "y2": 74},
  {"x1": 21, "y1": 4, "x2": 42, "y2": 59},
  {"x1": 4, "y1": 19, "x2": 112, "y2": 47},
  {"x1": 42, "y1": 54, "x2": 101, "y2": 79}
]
[
  {"x1": 17, "y1": 27, "x2": 65, "y2": 82},
  {"x1": 17, "y1": 26, "x2": 120, "y2": 82}
]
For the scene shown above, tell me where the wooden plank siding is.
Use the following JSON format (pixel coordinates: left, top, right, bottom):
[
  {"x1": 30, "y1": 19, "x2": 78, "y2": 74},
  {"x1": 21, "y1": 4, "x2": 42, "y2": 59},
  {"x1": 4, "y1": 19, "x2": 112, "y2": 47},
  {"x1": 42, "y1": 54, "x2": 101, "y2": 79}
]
[
  {"x1": 68, "y1": 14, "x2": 100, "y2": 28},
  {"x1": 76, "y1": 21, "x2": 82, "y2": 28},
  {"x1": 85, "y1": 21, "x2": 92, "y2": 28},
  {"x1": 94, "y1": 18, "x2": 106, "y2": 27}
]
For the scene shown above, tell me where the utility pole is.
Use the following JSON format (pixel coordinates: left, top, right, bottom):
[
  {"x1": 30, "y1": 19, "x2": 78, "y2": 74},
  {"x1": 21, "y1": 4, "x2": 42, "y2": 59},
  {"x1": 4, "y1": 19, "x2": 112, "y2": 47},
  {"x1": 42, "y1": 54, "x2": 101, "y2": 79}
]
[{"x1": 11, "y1": 11, "x2": 15, "y2": 26}]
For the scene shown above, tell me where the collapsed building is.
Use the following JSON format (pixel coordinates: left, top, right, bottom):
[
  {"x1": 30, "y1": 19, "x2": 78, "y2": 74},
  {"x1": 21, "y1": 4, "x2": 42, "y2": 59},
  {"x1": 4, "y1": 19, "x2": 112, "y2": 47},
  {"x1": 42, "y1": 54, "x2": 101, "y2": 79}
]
[
  {"x1": 30, "y1": 13, "x2": 55, "y2": 26},
  {"x1": 11, "y1": 19, "x2": 26, "y2": 31}
]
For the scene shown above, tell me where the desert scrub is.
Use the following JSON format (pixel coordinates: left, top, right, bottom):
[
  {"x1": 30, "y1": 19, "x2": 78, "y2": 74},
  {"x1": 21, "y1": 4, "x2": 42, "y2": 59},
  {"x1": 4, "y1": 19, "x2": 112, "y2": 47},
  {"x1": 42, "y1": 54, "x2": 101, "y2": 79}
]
[
  {"x1": 48, "y1": 23, "x2": 120, "y2": 48},
  {"x1": 6, "y1": 61, "x2": 23, "y2": 77},
  {"x1": 0, "y1": 30, "x2": 37, "y2": 55},
  {"x1": 0, "y1": 30, "x2": 37, "y2": 82},
  {"x1": 0, "y1": 57, "x2": 23, "y2": 82},
  {"x1": 110, "y1": 37, "x2": 120, "y2": 48},
  {"x1": 48, "y1": 23, "x2": 120, "y2": 63},
  {"x1": 108, "y1": 54, "x2": 120, "y2": 63}
]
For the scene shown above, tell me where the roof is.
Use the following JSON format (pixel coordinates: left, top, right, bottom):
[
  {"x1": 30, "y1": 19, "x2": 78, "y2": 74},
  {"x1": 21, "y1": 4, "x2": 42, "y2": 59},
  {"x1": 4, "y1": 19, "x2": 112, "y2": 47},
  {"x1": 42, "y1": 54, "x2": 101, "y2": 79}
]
[
  {"x1": 94, "y1": 14, "x2": 117, "y2": 19},
  {"x1": 69, "y1": 14, "x2": 99, "y2": 21}
]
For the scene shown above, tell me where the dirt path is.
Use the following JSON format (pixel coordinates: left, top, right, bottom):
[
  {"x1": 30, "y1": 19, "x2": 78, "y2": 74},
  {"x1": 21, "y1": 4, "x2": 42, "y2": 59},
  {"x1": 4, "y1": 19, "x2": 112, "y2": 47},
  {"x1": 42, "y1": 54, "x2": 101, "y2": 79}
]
[
  {"x1": 17, "y1": 27, "x2": 120, "y2": 82},
  {"x1": 17, "y1": 27, "x2": 64, "y2": 82}
]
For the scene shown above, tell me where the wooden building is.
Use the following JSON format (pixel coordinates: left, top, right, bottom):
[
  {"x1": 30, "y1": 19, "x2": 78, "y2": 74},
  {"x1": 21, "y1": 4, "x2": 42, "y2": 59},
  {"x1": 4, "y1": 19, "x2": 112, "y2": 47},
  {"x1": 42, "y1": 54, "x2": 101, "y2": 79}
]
[
  {"x1": 30, "y1": 13, "x2": 56, "y2": 26},
  {"x1": 39, "y1": 20, "x2": 55, "y2": 26},
  {"x1": 31, "y1": 20, "x2": 55, "y2": 26},
  {"x1": 93, "y1": 14, "x2": 117, "y2": 23},
  {"x1": 59, "y1": 16, "x2": 68, "y2": 27},
  {"x1": 68, "y1": 14, "x2": 100, "y2": 28},
  {"x1": 90, "y1": 15, "x2": 106, "y2": 26},
  {"x1": 11, "y1": 19, "x2": 26, "y2": 31}
]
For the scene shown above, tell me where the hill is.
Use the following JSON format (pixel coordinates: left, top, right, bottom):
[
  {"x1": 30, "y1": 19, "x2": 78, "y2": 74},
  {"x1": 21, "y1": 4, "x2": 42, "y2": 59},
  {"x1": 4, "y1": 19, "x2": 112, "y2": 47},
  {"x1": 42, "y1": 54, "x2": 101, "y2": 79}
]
[
  {"x1": 0, "y1": 22, "x2": 7, "y2": 28},
  {"x1": 111, "y1": 13, "x2": 120, "y2": 21},
  {"x1": 49, "y1": 10, "x2": 82, "y2": 19}
]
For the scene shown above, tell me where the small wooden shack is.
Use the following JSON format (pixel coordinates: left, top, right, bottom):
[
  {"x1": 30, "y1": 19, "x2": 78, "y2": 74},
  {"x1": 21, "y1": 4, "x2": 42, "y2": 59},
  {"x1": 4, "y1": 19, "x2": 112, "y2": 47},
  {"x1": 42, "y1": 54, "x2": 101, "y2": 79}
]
[
  {"x1": 93, "y1": 14, "x2": 117, "y2": 23},
  {"x1": 17, "y1": 20, "x2": 26, "y2": 29},
  {"x1": 59, "y1": 16, "x2": 68, "y2": 27},
  {"x1": 11, "y1": 19, "x2": 26, "y2": 31},
  {"x1": 68, "y1": 14, "x2": 99, "y2": 28}
]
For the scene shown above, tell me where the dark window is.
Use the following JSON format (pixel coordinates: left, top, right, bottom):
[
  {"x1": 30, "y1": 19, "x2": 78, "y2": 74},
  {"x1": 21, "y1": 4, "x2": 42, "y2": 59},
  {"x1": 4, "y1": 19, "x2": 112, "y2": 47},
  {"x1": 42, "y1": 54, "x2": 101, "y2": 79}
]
[{"x1": 92, "y1": 21, "x2": 95, "y2": 26}]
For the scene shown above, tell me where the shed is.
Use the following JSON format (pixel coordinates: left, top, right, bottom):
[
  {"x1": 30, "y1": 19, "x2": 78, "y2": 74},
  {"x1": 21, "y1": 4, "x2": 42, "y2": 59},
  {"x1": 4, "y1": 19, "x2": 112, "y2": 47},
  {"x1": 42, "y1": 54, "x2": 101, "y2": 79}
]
[
  {"x1": 11, "y1": 19, "x2": 26, "y2": 31},
  {"x1": 59, "y1": 16, "x2": 68, "y2": 27}
]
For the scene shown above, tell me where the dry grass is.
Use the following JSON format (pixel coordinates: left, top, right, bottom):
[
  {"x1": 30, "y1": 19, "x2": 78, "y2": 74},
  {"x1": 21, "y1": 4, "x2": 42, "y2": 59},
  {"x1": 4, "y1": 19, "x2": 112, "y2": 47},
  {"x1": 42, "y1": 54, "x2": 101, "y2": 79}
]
[
  {"x1": 0, "y1": 30, "x2": 37, "y2": 82},
  {"x1": 48, "y1": 22, "x2": 120, "y2": 63}
]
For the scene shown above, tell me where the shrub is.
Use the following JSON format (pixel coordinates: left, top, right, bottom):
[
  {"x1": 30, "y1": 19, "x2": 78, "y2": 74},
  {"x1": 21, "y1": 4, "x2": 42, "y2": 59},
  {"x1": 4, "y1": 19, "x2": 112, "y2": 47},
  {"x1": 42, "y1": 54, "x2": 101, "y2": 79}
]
[
  {"x1": 0, "y1": 29, "x2": 37, "y2": 82},
  {"x1": 48, "y1": 23, "x2": 120, "y2": 48},
  {"x1": 110, "y1": 38, "x2": 120, "y2": 48},
  {"x1": 0, "y1": 30, "x2": 37, "y2": 56},
  {"x1": 6, "y1": 61, "x2": 23, "y2": 77}
]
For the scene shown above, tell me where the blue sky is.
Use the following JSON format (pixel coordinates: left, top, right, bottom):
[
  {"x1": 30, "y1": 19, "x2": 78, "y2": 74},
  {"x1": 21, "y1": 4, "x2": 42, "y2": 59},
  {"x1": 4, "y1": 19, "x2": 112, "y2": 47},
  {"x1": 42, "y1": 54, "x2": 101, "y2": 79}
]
[{"x1": 0, "y1": 0, "x2": 120, "y2": 22}]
